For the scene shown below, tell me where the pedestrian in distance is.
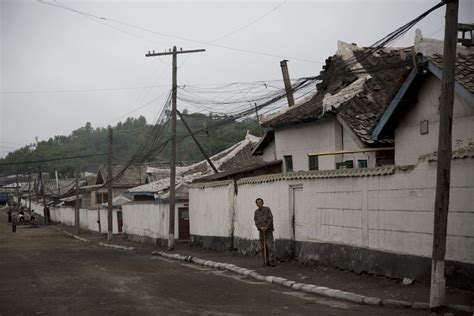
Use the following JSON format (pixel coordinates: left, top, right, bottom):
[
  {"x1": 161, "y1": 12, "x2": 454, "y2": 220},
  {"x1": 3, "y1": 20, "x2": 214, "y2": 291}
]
[
  {"x1": 7, "y1": 205, "x2": 12, "y2": 223},
  {"x1": 11, "y1": 214, "x2": 17, "y2": 233},
  {"x1": 254, "y1": 198, "x2": 276, "y2": 267}
]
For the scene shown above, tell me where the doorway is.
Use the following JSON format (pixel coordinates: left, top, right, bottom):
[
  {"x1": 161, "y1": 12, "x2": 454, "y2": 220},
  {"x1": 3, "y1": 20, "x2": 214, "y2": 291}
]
[
  {"x1": 117, "y1": 211, "x2": 123, "y2": 233},
  {"x1": 178, "y1": 207, "x2": 190, "y2": 240},
  {"x1": 290, "y1": 185, "x2": 303, "y2": 257}
]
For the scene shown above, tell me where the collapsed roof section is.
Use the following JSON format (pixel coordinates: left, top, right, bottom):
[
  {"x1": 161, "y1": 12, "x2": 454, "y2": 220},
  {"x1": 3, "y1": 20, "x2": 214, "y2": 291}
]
[{"x1": 261, "y1": 41, "x2": 414, "y2": 146}]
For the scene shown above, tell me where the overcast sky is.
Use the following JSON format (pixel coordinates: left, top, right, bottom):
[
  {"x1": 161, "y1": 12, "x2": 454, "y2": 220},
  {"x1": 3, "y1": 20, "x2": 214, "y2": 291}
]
[{"x1": 1, "y1": 0, "x2": 472, "y2": 158}]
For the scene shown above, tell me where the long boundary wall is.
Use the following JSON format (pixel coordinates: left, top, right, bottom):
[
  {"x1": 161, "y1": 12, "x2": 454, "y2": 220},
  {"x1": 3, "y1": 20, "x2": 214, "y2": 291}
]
[
  {"x1": 189, "y1": 157, "x2": 474, "y2": 289},
  {"x1": 29, "y1": 201, "x2": 120, "y2": 234}
]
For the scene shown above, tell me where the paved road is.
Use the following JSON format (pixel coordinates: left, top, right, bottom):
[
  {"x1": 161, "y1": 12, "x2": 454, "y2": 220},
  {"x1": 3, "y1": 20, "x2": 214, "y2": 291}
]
[{"x1": 0, "y1": 212, "x2": 423, "y2": 315}]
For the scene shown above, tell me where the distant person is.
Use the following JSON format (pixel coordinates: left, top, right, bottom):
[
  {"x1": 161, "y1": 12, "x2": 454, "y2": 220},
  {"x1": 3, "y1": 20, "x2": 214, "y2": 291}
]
[
  {"x1": 254, "y1": 198, "x2": 276, "y2": 266},
  {"x1": 11, "y1": 214, "x2": 17, "y2": 233},
  {"x1": 7, "y1": 205, "x2": 12, "y2": 223}
]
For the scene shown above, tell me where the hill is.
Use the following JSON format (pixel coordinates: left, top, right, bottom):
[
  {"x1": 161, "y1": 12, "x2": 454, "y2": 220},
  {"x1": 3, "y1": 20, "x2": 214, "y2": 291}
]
[{"x1": 0, "y1": 113, "x2": 262, "y2": 177}]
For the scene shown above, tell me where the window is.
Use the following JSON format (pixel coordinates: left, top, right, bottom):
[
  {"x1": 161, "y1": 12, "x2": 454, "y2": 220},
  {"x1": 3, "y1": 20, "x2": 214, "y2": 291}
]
[
  {"x1": 283, "y1": 155, "x2": 293, "y2": 172},
  {"x1": 95, "y1": 192, "x2": 108, "y2": 204},
  {"x1": 309, "y1": 156, "x2": 319, "y2": 171},
  {"x1": 358, "y1": 159, "x2": 368, "y2": 168},
  {"x1": 336, "y1": 160, "x2": 354, "y2": 169}
]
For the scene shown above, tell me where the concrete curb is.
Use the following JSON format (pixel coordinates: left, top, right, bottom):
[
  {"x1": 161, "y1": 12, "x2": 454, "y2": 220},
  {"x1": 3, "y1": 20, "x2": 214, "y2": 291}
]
[
  {"x1": 54, "y1": 226, "x2": 136, "y2": 252},
  {"x1": 98, "y1": 242, "x2": 137, "y2": 252},
  {"x1": 152, "y1": 251, "x2": 474, "y2": 313},
  {"x1": 55, "y1": 227, "x2": 89, "y2": 243}
]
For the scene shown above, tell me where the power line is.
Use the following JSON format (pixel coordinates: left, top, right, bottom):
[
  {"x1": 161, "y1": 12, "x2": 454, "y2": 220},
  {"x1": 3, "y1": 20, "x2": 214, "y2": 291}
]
[
  {"x1": 37, "y1": 0, "x2": 323, "y2": 64},
  {"x1": 1, "y1": 85, "x2": 170, "y2": 95},
  {"x1": 209, "y1": 0, "x2": 286, "y2": 43},
  {"x1": 0, "y1": 153, "x2": 108, "y2": 166}
]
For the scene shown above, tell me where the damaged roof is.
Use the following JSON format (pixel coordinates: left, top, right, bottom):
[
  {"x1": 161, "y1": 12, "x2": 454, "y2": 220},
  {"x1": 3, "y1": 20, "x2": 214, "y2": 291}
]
[
  {"x1": 428, "y1": 53, "x2": 474, "y2": 94},
  {"x1": 261, "y1": 41, "x2": 413, "y2": 146},
  {"x1": 96, "y1": 165, "x2": 147, "y2": 188},
  {"x1": 127, "y1": 132, "x2": 263, "y2": 194}
]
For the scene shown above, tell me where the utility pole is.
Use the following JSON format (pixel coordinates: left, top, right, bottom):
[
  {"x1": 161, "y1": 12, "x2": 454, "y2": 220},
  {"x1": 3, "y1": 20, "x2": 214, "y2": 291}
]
[
  {"x1": 16, "y1": 173, "x2": 19, "y2": 206},
  {"x1": 55, "y1": 170, "x2": 60, "y2": 195},
  {"x1": 38, "y1": 166, "x2": 48, "y2": 224},
  {"x1": 75, "y1": 173, "x2": 80, "y2": 235},
  {"x1": 28, "y1": 171, "x2": 31, "y2": 211},
  {"x1": 177, "y1": 110, "x2": 219, "y2": 174},
  {"x1": 430, "y1": 0, "x2": 458, "y2": 311},
  {"x1": 146, "y1": 46, "x2": 205, "y2": 250},
  {"x1": 107, "y1": 126, "x2": 113, "y2": 241},
  {"x1": 280, "y1": 60, "x2": 295, "y2": 107}
]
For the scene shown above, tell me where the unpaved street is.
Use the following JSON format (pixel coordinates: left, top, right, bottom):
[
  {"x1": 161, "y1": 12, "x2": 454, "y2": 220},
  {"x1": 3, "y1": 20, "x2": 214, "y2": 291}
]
[{"x1": 0, "y1": 213, "x2": 422, "y2": 315}]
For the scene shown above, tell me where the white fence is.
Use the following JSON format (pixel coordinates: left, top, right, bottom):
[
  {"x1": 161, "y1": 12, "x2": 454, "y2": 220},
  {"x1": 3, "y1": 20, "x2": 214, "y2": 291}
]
[
  {"x1": 29, "y1": 201, "x2": 120, "y2": 234},
  {"x1": 189, "y1": 158, "x2": 474, "y2": 269},
  {"x1": 28, "y1": 200, "x2": 183, "y2": 242}
]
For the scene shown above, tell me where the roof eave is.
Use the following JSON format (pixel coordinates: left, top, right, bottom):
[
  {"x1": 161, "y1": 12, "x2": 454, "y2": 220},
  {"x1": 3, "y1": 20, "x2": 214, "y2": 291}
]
[
  {"x1": 372, "y1": 67, "x2": 418, "y2": 140},
  {"x1": 426, "y1": 60, "x2": 474, "y2": 106}
]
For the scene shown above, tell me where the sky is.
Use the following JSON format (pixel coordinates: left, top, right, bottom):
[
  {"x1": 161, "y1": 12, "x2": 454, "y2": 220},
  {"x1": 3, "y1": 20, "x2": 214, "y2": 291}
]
[{"x1": 1, "y1": 0, "x2": 473, "y2": 158}]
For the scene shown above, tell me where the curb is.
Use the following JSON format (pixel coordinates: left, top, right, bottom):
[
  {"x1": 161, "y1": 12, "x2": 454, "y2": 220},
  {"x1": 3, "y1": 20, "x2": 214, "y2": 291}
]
[
  {"x1": 55, "y1": 227, "x2": 89, "y2": 243},
  {"x1": 152, "y1": 251, "x2": 474, "y2": 313},
  {"x1": 98, "y1": 242, "x2": 136, "y2": 252},
  {"x1": 54, "y1": 227, "x2": 136, "y2": 252}
]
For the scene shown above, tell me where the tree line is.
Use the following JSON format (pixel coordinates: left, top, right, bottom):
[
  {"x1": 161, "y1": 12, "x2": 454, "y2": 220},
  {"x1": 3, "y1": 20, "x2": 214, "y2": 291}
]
[{"x1": 0, "y1": 113, "x2": 262, "y2": 177}]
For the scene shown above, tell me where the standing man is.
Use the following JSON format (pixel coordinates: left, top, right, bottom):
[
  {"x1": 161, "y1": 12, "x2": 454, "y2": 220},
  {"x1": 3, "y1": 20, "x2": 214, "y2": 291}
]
[{"x1": 254, "y1": 198, "x2": 276, "y2": 266}]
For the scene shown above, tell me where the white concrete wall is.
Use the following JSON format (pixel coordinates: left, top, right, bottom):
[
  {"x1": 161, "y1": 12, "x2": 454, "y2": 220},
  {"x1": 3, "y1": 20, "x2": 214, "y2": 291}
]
[
  {"x1": 122, "y1": 203, "x2": 168, "y2": 240},
  {"x1": 189, "y1": 182, "x2": 235, "y2": 238},
  {"x1": 270, "y1": 118, "x2": 370, "y2": 171},
  {"x1": 121, "y1": 201, "x2": 182, "y2": 240},
  {"x1": 395, "y1": 74, "x2": 474, "y2": 165},
  {"x1": 342, "y1": 128, "x2": 376, "y2": 168},
  {"x1": 189, "y1": 158, "x2": 474, "y2": 265},
  {"x1": 261, "y1": 139, "x2": 276, "y2": 162},
  {"x1": 29, "y1": 201, "x2": 120, "y2": 234},
  {"x1": 274, "y1": 119, "x2": 338, "y2": 171}
]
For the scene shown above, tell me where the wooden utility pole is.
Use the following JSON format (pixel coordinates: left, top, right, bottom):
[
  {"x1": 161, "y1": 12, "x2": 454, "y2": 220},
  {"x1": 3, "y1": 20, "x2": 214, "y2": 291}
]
[
  {"x1": 177, "y1": 110, "x2": 218, "y2": 174},
  {"x1": 430, "y1": 0, "x2": 459, "y2": 311},
  {"x1": 280, "y1": 60, "x2": 295, "y2": 107},
  {"x1": 16, "y1": 173, "x2": 20, "y2": 206},
  {"x1": 146, "y1": 46, "x2": 205, "y2": 250},
  {"x1": 75, "y1": 173, "x2": 80, "y2": 234},
  {"x1": 55, "y1": 170, "x2": 60, "y2": 195},
  {"x1": 107, "y1": 126, "x2": 113, "y2": 241},
  {"x1": 38, "y1": 166, "x2": 48, "y2": 224},
  {"x1": 28, "y1": 171, "x2": 31, "y2": 211}
]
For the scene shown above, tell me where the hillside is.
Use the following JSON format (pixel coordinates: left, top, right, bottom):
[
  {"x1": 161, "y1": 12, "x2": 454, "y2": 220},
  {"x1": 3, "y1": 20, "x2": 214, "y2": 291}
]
[{"x1": 0, "y1": 113, "x2": 262, "y2": 177}]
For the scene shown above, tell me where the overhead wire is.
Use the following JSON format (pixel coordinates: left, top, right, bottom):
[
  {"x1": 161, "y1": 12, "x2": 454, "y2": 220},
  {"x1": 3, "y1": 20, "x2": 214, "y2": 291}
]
[{"x1": 37, "y1": 0, "x2": 323, "y2": 64}]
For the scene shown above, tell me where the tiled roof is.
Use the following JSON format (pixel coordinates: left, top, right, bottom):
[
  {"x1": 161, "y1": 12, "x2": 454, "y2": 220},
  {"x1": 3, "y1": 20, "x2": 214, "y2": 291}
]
[
  {"x1": 428, "y1": 53, "x2": 474, "y2": 94},
  {"x1": 237, "y1": 165, "x2": 397, "y2": 185},
  {"x1": 97, "y1": 165, "x2": 147, "y2": 188},
  {"x1": 189, "y1": 180, "x2": 233, "y2": 189},
  {"x1": 262, "y1": 42, "x2": 413, "y2": 146},
  {"x1": 128, "y1": 134, "x2": 262, "y2": 193},
  {"x1": 419, "y1": 146, "x2": 474, "y2": 162}
]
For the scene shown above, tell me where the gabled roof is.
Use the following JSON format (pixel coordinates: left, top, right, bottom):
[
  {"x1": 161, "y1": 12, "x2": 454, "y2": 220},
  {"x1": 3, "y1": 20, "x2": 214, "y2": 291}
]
[
  {"x1": 96, "y1": 165, "x2": 147, "y2": 188},
  {"x1": 261, "y1": 41, "x2": 413, "y2": 146},
  {"x1": 127, "y1": 132, "x2": 263, "y2": 194},
  {"x1": 372, "y1": 33, "x2": 474, "y2": 140}
]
